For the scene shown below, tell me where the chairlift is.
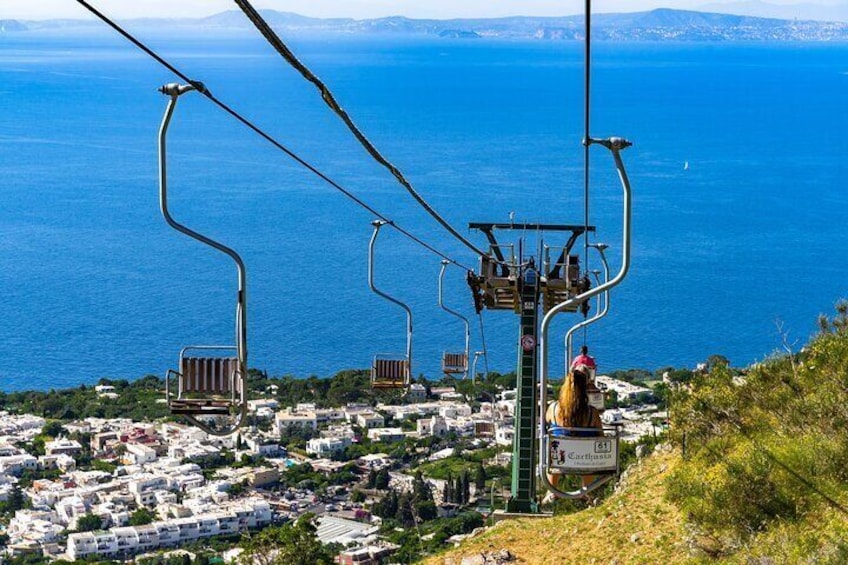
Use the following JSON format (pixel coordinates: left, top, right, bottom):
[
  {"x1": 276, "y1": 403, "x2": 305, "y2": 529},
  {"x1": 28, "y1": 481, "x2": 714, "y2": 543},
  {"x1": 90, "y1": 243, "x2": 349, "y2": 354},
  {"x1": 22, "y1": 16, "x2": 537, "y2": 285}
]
[
  {"x1": 368, "y1": 220, "x2": 412, "y2": 390},
  {"x1": 565, "y1": 243, "x2": 611, "y2": 410},
  {"x1": 478, "y1": 245, "x2": 518, "y2": 311},
  {"x1": 157, "y1": 83, "x2": 248, "y2": 436},
  {"x1": 438, "y1": 260, "x2": 470, "y2": 378},
  {"x1": 542, "y1": 247, "x2": 588, "y2": 313},
  {"x1": 538, "y1": 137, "x2": 633, "y2": 499}
]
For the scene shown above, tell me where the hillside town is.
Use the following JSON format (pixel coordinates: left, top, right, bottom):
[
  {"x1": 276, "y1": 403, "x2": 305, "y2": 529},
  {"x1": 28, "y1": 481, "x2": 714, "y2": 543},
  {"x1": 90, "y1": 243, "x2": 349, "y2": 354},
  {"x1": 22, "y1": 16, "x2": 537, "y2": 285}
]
[{"x1": 0, "y1": 373, "x2": 668, "y2": 563}]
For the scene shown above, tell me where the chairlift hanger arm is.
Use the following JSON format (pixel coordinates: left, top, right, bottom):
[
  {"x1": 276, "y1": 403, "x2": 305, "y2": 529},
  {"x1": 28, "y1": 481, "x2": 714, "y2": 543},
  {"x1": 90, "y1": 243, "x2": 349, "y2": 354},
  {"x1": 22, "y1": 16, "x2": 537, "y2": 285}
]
[
  {"x1": 538, "y1": 138, "x2": 633, "y2": 500},
  {"x1": 439, "y1": 260, "x2": 471, "y2": 377},
  {"x1": 158, "y1": 84, "x2": 248, "y2": 436},
  {"x1": 369, "y1": 220, "x2": 413, "y2": 371},
  {"x1": 565, "y1": 245, "x2": 611, "y2": 369},
  {"x1": 158, "y1": 84, "x2": 248, "y2": 364}
]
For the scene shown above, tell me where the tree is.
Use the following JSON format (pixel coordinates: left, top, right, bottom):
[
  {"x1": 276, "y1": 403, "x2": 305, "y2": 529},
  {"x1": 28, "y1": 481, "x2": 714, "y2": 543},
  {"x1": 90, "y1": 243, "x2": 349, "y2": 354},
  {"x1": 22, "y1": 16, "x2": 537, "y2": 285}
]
[
  {"x1": 0, "y1": 486, "x2": 26, "y2": 516},
  {"x1": 41, "y1": 420, "x2": 65, "y2": 439},
  {"x1": 129, "y1": 507, "x2": 156, "y2": 526},
  {"x1": 240, "y1": 515, "x2": 333, "y2": 565},
  {"x1": 412, "y1": 471, "x2": 433, "y2": 504},
  {"x1": 443, "y1": 472, "x2": 454, "y2": 504},
  {"x1": 76, "y1": 513, "x2": 103, "y2": 532},
  {"x1": 374, "y1": 468, "x2": 390, "y2": 490},
  {"x1": 459, "y1": 470, "x2": 470, "y2": 505},
  {"x1": 474, "y1": 462, "x2": 487, "y2": 491},
  {"x1": 706, "y1": 354, "x2": 730, "y2": 370}
]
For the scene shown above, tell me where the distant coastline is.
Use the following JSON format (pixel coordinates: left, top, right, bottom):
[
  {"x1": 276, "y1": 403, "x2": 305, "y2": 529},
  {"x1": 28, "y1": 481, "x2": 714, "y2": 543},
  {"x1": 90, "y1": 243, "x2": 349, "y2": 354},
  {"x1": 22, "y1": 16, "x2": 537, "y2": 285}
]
[{"x1": 3, "y1": 8, "x2": 848, "y2": 41}]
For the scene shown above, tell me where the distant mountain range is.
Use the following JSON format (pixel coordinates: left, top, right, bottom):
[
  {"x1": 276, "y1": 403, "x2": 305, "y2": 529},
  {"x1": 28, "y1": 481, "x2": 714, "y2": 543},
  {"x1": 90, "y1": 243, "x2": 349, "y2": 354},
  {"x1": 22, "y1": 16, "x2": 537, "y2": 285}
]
[
  {"x1": 700, "y1": 1, "x2": 848, "y2": 22},
  {"x1": 4, "y1": 8, "x2": 848, "y2": 41}
]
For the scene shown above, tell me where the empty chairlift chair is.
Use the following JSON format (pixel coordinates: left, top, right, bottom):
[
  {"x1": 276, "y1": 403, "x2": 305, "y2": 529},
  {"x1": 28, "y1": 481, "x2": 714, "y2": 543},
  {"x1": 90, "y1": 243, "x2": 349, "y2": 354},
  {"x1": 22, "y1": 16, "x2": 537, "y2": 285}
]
[
  {"x1": 157, "y1": 83, "x2": 248, "y2": 435},
  {"x1": 478, "y1": 247, "x2": 518, "y2": 311},
  {"x1": 368, "y1": 220, "x2": 413, "y2": 390},
  {"x1": 542, "y1": 247, "x2": 588, "y2": 314},
  {"x1": 438, "y1": 260, "x2": 470, "y2": 378}
]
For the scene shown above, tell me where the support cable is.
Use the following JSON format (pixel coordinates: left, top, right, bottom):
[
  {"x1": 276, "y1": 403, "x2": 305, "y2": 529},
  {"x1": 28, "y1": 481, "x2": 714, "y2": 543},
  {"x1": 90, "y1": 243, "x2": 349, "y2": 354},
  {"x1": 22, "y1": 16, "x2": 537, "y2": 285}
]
[
  {"x1": 582, "y1": 0, "x2": 593, "y2": 347},
  {"x1": 232, "y1": 0, "x2": 492, "y2": 261},
  {"x1": 74, "y1": 0, "x2": 474, "y2": 272}
]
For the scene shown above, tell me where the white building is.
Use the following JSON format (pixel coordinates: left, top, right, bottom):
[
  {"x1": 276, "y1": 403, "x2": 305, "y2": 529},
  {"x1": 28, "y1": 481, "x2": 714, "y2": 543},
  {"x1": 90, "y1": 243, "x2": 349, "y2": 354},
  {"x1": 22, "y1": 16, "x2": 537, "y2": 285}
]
[
  {"x1": 495, "y1": 426, "x2": 515, "y2": 447},
  {"x1": 306, "y1": 437, "x2": 352, "y2": 457},
  {"x1": 243, "y1": 435, "x2": 281, "y2": 457},
  {"x1": 595, "y1": 375, "x2": 652, "y2": 401},
  {"x1": 275, "y1": 409, "x2": 318, "y2": 433},
  {"x1": 417, "y1": 416, "x2": 447, "y2": 438},
  {"x1": 67, "y1": 499, "x2": 272, "y2": 559},
  {"x1": 366, "y1": 428, "x2": 405, "y2": 443},
  {"x1": 0, "y1": 454, "x2": 38, "y2": 476},
  {"x1": 355, "y1": 412, "x2": 385, "y2": 429},
  {"x1": 44, "y1": 439, "x2": 83, "y2": 457},
  {"x1": 124, "y1": 443, "x2": 158, "y2": 465},
  {"x1": 405, "y1": 383, "x2": 427, "y2": 402}
]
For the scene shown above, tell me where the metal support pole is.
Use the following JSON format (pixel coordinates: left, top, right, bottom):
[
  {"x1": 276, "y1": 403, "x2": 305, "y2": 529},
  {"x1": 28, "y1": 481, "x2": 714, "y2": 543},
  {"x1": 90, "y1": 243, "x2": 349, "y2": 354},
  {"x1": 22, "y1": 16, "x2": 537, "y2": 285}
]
[
  {"x1": 471, "y1": 351, "x2": 485, "y2": 385},
  {"x1": 538, "y1": 138, "x2": 632, "y2": 499},
  {"x1": 369, "y1": 220, "x2": 413, "y2": 384},
  {"x1": 158, "y1": 83, "x2": 247, "y2": 436},
  {"x1": 439, "y1": 260, "x2": 471, "y2": 379},
  {"x1": 565, "y1": 244, "x2": 610, "y2": 370}
]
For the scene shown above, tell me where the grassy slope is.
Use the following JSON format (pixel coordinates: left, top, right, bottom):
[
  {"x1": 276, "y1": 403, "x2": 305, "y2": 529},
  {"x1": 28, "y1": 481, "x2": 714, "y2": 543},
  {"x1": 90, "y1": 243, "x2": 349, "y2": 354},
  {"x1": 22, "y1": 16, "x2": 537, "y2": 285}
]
[{"x1": 424, "y1": 447, "x2": 692, "y2": 565}]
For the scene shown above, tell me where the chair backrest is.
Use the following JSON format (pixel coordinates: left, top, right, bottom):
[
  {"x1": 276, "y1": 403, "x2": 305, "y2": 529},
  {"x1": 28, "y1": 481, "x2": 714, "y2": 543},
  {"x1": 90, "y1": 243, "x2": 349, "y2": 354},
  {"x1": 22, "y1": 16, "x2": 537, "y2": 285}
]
[
  {"x1": 373, "y1": 358, "x2": 408, "y2": 381},
  {"x1": 442, "y1": 352, "x2": 468, "y2": 372},
  {"x1": 180, "y1": 357, "x2": 239, "y2": 395}
]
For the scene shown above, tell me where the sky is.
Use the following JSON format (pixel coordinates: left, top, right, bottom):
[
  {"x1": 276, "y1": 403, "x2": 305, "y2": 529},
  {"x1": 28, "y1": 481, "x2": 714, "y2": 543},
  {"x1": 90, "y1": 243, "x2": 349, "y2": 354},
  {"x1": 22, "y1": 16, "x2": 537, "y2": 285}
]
[{"x1": 1, "y1": 0, "x2": 838, "y2": 20}]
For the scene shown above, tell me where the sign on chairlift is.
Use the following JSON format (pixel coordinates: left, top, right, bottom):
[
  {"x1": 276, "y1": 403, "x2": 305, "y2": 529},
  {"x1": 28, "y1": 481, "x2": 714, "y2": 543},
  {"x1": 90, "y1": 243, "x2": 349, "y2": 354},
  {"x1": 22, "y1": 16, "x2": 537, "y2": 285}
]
[{"x1": 548, "y1": 435, "x2": 617, "y2": 474}]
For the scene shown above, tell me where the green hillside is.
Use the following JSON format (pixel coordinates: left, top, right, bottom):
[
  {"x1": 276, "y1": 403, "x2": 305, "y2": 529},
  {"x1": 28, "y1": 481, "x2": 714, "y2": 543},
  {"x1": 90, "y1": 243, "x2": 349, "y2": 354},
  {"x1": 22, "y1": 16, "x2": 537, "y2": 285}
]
[{"x1": 426, "y1": 304, "x2": 848, "y2": 564}]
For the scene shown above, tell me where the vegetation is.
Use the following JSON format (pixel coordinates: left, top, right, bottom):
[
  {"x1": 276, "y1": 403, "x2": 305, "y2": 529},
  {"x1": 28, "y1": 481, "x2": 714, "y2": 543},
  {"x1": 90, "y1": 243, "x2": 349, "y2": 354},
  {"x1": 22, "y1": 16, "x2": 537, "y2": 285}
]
[
  {"x1": 416, "y1": 446, "x2": 509, "y2": 482},
  {"x1": 384, "y1": 511, "x2": 485, "y2": 563},
  {"x1": 425, "y1": 448, "x2": 688, "y2": 565},
  {"x1": 430, "y1": 305, "x2": 848, "y2": 564},
  {"x1": 129, "y1": 507, "x2": 157, "y2": 526},
  {"x1": 238, "y1": 516, "x2": 334, "y2": 565},
  {"x1": 74, "y1": 513, "x2": 103, "y2": 532},
  {"x1": 665, "y1": 303, "x2": 848, "y2": 560},
  {"x1": 0, "y1": 486, "x2": 27, "y2": 517}
]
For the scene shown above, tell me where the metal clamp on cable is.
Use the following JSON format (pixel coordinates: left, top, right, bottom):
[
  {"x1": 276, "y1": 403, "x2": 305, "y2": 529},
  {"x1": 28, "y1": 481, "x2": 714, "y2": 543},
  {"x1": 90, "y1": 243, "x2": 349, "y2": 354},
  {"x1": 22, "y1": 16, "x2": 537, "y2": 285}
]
[
  {"x1": 586, "y1": 136, "x2": 633, "y2": 151},
  {"x1": 158, "y1": 83, "x2": 199, "y2": 97}
]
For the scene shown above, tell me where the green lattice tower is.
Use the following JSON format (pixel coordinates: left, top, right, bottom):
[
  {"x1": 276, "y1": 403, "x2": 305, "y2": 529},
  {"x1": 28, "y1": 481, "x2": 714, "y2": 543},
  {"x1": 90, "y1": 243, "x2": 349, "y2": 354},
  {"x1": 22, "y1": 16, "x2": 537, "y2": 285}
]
[{"x1": 505, "y1": 265, "x2": 540, "y2": 514}]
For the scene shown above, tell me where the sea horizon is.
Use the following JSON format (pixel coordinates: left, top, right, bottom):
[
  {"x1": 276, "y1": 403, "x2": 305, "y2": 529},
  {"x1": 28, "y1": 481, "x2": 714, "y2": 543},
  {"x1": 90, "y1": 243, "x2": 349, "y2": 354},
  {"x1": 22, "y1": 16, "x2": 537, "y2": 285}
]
[{"x1": 1, "y1": 31, "x2": 846, "y2": 392}]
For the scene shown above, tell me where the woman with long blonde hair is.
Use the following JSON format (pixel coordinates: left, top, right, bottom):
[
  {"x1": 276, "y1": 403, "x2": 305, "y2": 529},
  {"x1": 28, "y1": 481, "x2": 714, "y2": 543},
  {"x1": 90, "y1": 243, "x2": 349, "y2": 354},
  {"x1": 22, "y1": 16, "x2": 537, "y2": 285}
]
[{"x1": 545, "y1": 366, "x2": 604, "y2": 492}]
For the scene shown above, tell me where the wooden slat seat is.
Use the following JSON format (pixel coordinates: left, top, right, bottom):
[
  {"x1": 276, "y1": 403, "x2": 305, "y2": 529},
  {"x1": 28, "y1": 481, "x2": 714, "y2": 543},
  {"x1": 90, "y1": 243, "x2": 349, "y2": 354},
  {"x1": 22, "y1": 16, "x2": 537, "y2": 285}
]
[
  {"x1": 442, "y1": 352, "x2": 468, "y2": 374},
  {"x1": 372, "y1": 358, "x2": 409, "y2": 389},
  {"x1": 168, "y1": 354, "x2": 241, "y2": 416}
]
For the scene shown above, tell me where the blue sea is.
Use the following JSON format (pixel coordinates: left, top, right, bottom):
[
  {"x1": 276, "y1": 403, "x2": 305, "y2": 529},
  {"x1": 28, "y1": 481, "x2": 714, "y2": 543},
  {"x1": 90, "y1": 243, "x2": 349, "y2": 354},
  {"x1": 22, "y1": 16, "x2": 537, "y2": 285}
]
[{"x1": 1, "y1": 28, "x2": 847, "y2": 391}]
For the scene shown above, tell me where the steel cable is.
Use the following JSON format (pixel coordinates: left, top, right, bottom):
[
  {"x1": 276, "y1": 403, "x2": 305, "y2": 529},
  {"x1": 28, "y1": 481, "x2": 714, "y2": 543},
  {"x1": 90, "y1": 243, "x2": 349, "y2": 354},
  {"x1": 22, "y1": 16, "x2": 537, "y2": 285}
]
[
  {"x1": 74, "y1": 0, "x2": 473, "y2": 272},
  {"x1": 232, "y1": 0, "x2": 493, "y2": 262}
]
